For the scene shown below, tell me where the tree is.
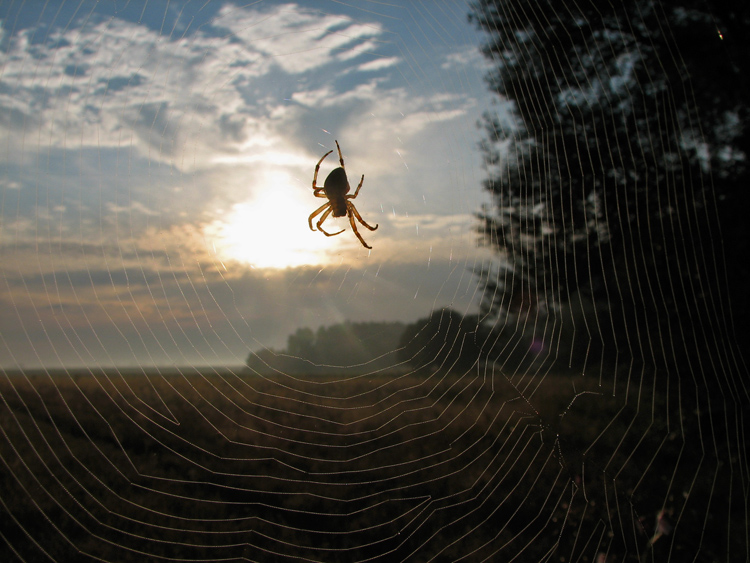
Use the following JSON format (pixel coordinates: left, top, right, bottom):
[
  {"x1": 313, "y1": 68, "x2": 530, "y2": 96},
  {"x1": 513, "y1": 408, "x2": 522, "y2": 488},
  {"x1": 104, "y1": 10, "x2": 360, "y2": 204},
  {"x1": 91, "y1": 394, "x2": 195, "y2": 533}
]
[
  {"x1": 398, "y1": 309, "x2": 483, "y2": 372},
  {"x1": 287, "y1": 327, "x2": 316, "y2": 360},
  {"x1": 247, "y1": 321, "x2": 405, "y2": 375},
  {"x1": 470, "y1": 0, "x2": 750, "y2": 366}
]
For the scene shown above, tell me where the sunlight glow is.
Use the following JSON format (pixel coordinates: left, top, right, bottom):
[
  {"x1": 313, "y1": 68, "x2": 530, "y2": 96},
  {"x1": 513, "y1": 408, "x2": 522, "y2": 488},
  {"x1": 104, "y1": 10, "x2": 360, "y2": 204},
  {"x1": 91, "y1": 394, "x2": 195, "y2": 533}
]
[{"x1": 207, "y1": 172, "x2": 337, "y2": 269}]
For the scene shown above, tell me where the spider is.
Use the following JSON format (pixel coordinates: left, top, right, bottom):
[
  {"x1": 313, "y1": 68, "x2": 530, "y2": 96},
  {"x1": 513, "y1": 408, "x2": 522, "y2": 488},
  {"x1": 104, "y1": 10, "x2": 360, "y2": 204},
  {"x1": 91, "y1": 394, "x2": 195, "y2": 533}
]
[{"x1": 308, "y1": 140, "x2": 378, "y2": 249}]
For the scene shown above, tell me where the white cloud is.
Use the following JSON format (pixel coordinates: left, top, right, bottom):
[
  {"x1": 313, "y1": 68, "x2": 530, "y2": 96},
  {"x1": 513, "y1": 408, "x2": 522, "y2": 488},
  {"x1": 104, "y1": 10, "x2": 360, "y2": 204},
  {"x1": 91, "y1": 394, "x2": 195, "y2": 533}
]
[
  {"x1": 337, "y1": 39, "x2": 380, "y2": 61},
  {"x1": 358, "y1": 56, "x2": 400, "y2": 72},
  {"x1": 290, "y1": 86, "x2": 335, "y2": 107},
  {"x1": 211, "y1": 7, "x2": 383, "y2": 74},
  {"x1": 106, "y1": 201, "x2": 160, "y2": 217},
  {"x1": 0, "y1": 3, "x2": 479, "y2": 186},
  {"x1": 0, "y1": 4, "x2": 389, "y2": 169},
  {"x1": 441, "y1": 46, "x2": 487, "y2": 70},
  {"x1": 0, "y1": 180, "x2": 21, "y2": 190}
]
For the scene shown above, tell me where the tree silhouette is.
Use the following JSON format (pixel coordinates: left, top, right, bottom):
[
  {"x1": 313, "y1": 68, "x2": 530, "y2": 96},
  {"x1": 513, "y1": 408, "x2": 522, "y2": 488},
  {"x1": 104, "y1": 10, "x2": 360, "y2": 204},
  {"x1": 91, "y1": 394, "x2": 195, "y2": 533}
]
[
  {"x1": 470, "y1": 0, "x2": 750, "y2": 365},
  {"x1": 398, "y1": 309, "x2": 482, "y2": 372},
  {"x1": 247, "y1": 321, "x2": 405, "y2": 375},
  {"x1": 287, "y1": 327, "x2": 316, "y2": 360}
]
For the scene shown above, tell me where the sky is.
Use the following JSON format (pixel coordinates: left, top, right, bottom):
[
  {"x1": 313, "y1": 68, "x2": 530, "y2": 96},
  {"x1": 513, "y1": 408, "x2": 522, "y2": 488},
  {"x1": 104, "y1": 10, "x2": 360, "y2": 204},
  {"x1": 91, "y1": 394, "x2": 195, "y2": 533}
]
[{"x1": 0, "y1": 0, "x2": 500, "y2": 369}]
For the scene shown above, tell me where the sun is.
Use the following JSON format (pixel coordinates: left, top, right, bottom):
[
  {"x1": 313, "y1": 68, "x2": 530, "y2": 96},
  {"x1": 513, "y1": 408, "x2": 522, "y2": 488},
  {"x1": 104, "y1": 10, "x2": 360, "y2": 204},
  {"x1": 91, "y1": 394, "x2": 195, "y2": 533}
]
[{"x1": 206, "y1": 172, "x2": 339, "y2": 269}]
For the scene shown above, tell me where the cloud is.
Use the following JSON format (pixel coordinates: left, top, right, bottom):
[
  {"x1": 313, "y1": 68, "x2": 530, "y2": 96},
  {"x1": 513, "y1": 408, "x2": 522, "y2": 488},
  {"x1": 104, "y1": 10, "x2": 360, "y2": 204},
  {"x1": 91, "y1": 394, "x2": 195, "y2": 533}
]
[
  {"x1": 209, "y1": 6, "x2": 384, "y2": 72},
  {"x1": 0, "y1": 179, "x2": 21, "y2": 190},
  {"x1": 358, "y1": 56, "x2": 401, "y2": 72},
  {"x1": 0, "y1": 5, "x2": 388, "y2": 166},
  {"x1": 337, "y1": 39, "x2": 380, "y2": 61},
  {"x1": 0, "y1": 3, "x2": 479, "y2": 177},
  {"x1": 440, "y1": 47, "x2": 488, "y2": 70}
]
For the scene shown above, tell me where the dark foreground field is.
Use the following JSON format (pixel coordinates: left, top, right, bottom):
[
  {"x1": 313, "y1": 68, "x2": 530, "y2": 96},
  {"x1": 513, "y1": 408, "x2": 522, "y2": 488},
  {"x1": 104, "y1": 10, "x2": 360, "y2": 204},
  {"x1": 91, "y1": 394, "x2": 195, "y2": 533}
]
[{"x1": 0, "y1": 366, "x2": 742, "y2": 562}]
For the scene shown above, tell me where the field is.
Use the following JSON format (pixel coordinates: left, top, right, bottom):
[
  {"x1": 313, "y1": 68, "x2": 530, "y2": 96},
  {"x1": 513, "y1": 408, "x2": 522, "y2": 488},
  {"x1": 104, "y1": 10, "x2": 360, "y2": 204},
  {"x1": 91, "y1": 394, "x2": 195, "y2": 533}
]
[{"x1": 0, "y1": 366, "x2": 741, "y2": 562}]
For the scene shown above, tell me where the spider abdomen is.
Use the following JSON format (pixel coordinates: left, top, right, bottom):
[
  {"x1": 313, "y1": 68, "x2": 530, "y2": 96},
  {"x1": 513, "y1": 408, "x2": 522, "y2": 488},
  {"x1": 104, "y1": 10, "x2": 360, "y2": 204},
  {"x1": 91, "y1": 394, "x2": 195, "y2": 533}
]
[{"x1": 324, "y1": 167, "x2": 350, "y2": 216}]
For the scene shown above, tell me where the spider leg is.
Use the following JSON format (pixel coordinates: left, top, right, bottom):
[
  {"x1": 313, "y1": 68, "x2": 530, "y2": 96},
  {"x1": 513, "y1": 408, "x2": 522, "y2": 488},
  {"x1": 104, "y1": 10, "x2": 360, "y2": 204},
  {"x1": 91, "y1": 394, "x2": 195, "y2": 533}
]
[
  {"x1": 313, "y1": 188, "x2": 328, "y2": 199},
  {"x1": 346, "y1": 174, "x2": 365, "y2": 199},
  {"x1": 347, "y1": 201, "x2": 378, "y2": 231},
  {"x1": 317, "y1": 207, "x2": 345, "y2": 237},
  {"x1": 308, "y1": 202, "x2": 331, "y2": 231},
  {"x1": 312, "y1": 149, "x2": 333, "y2": 191},
  {"x1": 335, "y1": 140, "x2": 345, "y2": 169},
  {"x1": 348, "y1": 209, "x2": 372, "y2": 249}
]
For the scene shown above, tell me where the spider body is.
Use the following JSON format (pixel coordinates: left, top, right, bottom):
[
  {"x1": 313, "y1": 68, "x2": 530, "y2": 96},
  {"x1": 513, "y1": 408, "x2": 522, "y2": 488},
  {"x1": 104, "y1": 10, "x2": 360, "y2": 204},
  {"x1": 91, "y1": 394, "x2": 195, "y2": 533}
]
[
  {"x1": 322, "y1": 167, "x2": 349, "y2": 217},
  {"x1": 309, "y1": 140, "x2": 378, "y2": 249}
]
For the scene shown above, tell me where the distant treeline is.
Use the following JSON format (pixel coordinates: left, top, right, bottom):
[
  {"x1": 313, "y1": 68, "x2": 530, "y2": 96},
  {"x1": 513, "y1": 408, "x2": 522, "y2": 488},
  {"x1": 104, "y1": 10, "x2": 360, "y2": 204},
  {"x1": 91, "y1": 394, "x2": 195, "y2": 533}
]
[
  {"x1": 247, "y1": 320, "x2": 406, "y2": 375},
  {"x1": 247, "y1": 304, "x2": 598, "y2": 376},
  {"x1": 246, "y1": 309, "x2": 489, "y2": 375}
]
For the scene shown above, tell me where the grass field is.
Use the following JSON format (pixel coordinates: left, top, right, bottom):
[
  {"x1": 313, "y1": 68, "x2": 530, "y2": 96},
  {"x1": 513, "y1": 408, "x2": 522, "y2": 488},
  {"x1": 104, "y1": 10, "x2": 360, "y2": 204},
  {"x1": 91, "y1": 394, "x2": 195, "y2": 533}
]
[{"x1": 0, "y1": 366, "x2": 740, "y2": 561}]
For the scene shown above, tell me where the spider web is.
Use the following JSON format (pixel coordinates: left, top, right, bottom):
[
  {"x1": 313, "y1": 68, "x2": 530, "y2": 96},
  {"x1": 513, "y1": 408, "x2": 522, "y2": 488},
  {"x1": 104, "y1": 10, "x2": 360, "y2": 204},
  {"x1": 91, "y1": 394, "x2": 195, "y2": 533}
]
[{"x1": 0, "y1": 1, "x2": 747, "y2": 562}]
